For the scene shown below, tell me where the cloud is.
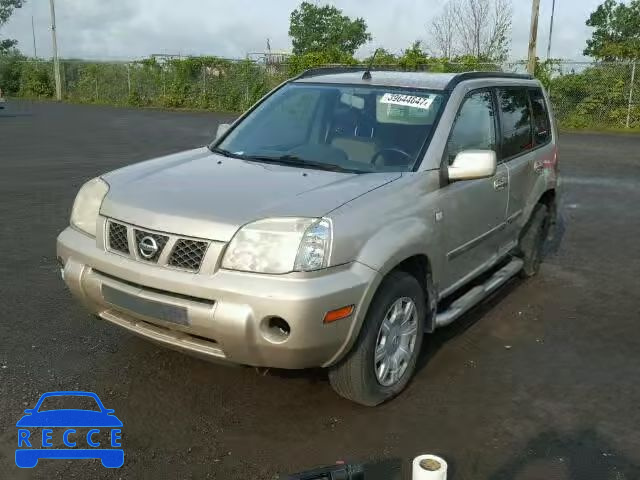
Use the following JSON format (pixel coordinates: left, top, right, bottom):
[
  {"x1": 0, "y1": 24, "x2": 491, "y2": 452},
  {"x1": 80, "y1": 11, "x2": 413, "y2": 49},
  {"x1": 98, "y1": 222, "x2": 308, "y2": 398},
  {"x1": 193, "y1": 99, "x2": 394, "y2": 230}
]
[{"x1": 2, "y1": 0, "x2": 599, "y2": 61}]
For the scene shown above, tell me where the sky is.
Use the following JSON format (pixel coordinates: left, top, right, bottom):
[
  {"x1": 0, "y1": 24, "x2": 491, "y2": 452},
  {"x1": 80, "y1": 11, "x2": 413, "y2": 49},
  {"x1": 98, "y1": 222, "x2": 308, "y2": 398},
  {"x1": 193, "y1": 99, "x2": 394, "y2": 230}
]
[{"x1": 1, "y1": 0, "x2": 604, "y2": 62}]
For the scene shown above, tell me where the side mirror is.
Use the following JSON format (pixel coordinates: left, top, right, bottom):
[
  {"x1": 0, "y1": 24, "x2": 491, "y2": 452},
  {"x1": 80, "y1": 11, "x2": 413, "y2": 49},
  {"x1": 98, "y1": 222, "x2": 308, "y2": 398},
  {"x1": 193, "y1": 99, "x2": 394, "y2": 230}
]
[
  {"x1": 448, "y1": 150, "x2": 497, "y2": 181},
  {"x1": 24, "y1": 409, "x2": 34, "y2": 414},
  {"x1": 216, "y1": 123, "x2": 230, "y2": 139}
]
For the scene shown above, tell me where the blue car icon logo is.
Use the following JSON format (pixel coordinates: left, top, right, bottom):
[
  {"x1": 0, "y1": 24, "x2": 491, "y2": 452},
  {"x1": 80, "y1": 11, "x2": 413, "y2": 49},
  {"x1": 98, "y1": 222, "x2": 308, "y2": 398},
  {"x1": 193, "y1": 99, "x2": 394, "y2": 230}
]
[{"x1": 15, "y1": 391, "x2": 123, "y2": 468}]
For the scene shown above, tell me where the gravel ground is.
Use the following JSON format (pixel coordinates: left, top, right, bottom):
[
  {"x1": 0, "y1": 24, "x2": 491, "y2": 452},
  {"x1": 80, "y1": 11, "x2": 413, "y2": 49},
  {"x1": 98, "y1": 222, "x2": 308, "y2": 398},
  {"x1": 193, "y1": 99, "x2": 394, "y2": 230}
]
[{"x1": 1, "y1": 100, "x2": 639, "y2": 480}]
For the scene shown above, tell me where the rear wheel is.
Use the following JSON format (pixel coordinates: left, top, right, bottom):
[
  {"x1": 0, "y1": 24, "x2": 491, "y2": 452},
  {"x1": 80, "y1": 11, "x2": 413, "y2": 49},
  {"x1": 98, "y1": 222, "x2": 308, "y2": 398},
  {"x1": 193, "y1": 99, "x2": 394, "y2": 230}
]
[
  {"x1": 328, "y1": 271, "x2": 425, "y2": 406},
  {"x1": 518, "y1": 203, "x2": 551, "y2": 278}
]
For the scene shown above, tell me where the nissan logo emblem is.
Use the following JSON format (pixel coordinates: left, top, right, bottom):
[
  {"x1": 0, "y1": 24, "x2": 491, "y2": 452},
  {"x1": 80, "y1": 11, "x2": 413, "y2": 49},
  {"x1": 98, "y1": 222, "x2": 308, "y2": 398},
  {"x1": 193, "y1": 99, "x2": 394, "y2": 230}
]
[{"x1": 138, "y1": 236, "x2": 159, "y2": 259}]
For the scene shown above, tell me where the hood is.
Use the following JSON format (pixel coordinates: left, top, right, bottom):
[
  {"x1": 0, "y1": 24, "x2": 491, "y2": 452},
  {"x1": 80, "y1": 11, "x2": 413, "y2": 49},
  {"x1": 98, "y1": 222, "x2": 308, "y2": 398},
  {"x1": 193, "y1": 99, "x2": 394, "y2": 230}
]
[{"x1": 101, "y1": 148, "x2": 400, "y2": 241}]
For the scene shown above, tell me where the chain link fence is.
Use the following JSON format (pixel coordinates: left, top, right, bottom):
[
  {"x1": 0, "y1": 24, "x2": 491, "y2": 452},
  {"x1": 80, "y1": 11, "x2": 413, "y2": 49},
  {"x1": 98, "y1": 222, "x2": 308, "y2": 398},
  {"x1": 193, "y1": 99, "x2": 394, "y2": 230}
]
[
  {"x1": 547, "y1": 61, "x2": 638, "y2": 129},
  {"x1": 55, "y1": 58, "x2": 291, "y2": 112},
  {"x1": 1, "y1": 56, "x2": 638, "y2": 129}
]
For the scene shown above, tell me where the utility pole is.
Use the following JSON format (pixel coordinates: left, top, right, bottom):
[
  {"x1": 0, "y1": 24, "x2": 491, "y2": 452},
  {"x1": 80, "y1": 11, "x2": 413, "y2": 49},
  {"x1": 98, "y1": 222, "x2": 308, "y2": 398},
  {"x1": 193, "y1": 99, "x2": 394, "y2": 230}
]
[
  {"x1": 626, "y1": 61, "x2": 636, "y2": 129},
  {"x1": 527, "y1": 0, "x2": 541, "y2": 75},
  {"x1": 546, "y1": 0, "x2": 557, "y2": 60},
  {"x1": 49, "y1": 0, "x2": 62, "y2": 101},
  {"x1": 31, "y1": 15, "x2": 37, "y2": 58}
]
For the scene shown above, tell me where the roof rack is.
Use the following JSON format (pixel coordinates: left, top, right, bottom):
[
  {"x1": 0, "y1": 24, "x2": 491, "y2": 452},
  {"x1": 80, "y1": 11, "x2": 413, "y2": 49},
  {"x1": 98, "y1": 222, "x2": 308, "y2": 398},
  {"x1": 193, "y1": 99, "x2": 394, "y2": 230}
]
[
  {"x1": 295, "y1": 65, "x2": 431, "y2": 80},
  {"x1": 444, "y1": 71, "x2": 534, "y2": 91},
  {"x1": 294, "y1": 67, "x2": 535, "y2": 88},
  {"x1": 295, "y1": 65, "x2": 398, "y2": 79}
]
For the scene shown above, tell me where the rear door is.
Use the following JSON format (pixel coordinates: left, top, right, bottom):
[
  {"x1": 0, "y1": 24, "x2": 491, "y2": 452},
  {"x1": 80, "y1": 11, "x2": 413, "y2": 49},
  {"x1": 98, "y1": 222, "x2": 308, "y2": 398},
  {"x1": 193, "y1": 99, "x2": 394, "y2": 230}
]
[
  {"x1": 495, "y1": 87, "x2": 538, "y2": 254},
  {"x1": 440, "y1": 89, "x2": 510, "y2": 292}
]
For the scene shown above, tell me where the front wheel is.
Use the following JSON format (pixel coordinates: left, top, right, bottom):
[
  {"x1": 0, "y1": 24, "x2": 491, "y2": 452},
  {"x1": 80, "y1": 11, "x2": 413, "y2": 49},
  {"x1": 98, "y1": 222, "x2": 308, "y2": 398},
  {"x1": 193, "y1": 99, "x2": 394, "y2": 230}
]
[{"x1": 328, "y1": 271, "x2": 426, "y2": 406}]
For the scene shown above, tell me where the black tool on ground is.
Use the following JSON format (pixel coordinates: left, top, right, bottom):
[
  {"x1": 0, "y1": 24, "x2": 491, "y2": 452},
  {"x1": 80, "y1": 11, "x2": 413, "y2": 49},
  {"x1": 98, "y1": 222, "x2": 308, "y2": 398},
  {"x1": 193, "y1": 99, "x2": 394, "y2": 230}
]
[{"x1": 282, "y1": 463, "x2": 365, "y2": 480}]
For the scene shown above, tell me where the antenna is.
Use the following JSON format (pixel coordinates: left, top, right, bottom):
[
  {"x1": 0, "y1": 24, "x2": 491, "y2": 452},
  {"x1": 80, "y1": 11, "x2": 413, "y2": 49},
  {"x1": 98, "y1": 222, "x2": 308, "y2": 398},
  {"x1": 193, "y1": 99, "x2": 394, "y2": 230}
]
[{"x1": 362, "y1": 48, "x2": 382, "y2": 80}]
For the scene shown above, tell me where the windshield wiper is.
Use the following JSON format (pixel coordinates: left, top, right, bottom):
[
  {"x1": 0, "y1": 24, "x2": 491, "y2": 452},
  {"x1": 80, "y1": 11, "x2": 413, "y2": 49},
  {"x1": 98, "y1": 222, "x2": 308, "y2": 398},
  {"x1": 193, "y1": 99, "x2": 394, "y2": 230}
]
[
  {"x1": 209, "y1": 146, "x2": 246, "y2": 159},
  {"x1": 243, "y1": 154, "x2": 359, "y2": 173}
]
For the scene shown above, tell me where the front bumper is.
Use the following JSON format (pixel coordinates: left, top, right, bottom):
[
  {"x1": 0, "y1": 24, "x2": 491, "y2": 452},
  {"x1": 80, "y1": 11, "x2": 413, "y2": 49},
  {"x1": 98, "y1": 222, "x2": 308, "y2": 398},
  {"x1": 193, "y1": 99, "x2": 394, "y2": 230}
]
[{"x1": 57, "y1": 227, "x2": 380, "y2": 369}]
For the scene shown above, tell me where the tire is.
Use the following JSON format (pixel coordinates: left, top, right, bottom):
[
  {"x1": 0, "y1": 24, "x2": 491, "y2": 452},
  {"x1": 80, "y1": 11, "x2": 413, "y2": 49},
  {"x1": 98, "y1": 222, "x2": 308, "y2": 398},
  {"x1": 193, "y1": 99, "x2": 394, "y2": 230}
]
[
  {"x1": 518, "y1": 203, "x2": 551, "y2": 278},
  {"x1": 328, "y1": 271, "x2": 426, "y2": 406}
]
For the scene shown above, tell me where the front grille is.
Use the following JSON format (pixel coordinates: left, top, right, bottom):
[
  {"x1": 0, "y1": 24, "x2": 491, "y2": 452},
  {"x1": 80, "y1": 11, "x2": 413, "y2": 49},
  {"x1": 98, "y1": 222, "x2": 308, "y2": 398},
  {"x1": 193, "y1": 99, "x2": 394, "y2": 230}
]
[
  {"x1": 108, "y1": 222, "x2": 129, "y2": 254},
  {"x1": 107, "y1": 219, "x2": 211, "y2": 273},
  {"x1": 169, "y1": 239, "x2": 209, "y2": 272},
  {"x1": 134, "y1": 229, "x2": 169, "y2": 262}
]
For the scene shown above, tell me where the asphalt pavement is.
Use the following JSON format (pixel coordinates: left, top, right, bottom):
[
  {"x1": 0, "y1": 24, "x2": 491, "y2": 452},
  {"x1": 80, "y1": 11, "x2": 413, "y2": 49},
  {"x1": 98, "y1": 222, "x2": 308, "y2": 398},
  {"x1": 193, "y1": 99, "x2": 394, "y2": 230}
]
[{"x1": 1, "y1": 100, "x2": 640, "y2": 479}]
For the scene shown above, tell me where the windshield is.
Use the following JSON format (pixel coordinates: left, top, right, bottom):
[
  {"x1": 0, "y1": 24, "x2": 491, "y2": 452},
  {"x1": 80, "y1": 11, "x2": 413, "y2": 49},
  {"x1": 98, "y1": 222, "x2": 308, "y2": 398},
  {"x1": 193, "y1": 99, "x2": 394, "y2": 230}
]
[{"x1": 216, "y1": 83, "x2": 446, "y2": 173}]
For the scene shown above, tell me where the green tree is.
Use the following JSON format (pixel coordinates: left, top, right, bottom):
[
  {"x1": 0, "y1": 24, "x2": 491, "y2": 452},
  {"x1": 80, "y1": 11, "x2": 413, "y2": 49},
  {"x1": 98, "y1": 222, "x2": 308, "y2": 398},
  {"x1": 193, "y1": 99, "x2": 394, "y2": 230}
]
[
  {"x1": 288, "y1": 2, "x2": 371, "y2": 56},
  {"x1": 398, "y1": 41, "x2": 430, "y2": 70},
  {"x1": 584, "y1": 0, "x2": 640, "y2": 60},
  {"x1": 0, "y1": 0, "x2": 24, "y2": 54},
  {"x1": 0, "y1": 50, "x2": 25, "y2": 93},
  {"x1": 287, "y1": 50, "x2": 357, "y2": 76}
]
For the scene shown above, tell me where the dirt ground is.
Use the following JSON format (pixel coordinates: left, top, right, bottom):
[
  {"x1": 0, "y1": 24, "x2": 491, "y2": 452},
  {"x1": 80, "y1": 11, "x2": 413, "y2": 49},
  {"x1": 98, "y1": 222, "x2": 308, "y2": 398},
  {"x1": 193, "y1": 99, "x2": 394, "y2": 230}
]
[{"x1": 1, "y1": 100, "x2": 639, "y2": 479}]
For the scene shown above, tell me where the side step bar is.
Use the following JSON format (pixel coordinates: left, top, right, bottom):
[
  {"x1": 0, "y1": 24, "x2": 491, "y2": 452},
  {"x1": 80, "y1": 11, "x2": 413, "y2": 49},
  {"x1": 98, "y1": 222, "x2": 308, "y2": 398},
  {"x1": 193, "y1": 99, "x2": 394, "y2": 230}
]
[{"x1": 434, "y1": 257, "x2": 524, "y2": 328}]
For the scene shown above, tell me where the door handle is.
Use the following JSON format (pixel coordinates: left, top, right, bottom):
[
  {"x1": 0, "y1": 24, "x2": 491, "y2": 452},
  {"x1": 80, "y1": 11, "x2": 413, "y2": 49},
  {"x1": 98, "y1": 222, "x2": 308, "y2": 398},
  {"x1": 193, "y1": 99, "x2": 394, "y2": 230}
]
[
  {"x1": 493, "y1": 177, "x2": 508, "y2": 191},
  {"x1": 533, "y1": 160, "x2": 544, "y2": 174}
]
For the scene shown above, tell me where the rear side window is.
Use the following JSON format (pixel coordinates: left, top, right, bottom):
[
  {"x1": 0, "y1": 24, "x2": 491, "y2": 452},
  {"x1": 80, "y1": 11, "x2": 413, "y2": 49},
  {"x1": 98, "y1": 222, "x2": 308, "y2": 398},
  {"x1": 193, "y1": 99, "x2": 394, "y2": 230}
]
[
  {"x1": 529, "y1": 88, "x2": 552, "y2": 145},
  {"x1": 446, "y1": 90, "x2": 496, "y2": 163},
  {"x1": 497, "y1": 88, "x2": 533, "y2": 158}
]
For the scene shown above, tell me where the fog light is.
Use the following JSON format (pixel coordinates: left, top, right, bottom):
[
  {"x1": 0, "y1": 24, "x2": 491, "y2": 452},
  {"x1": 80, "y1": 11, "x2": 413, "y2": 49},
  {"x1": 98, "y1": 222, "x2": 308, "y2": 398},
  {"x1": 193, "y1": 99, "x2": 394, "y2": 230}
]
[{"x1": 261, "y1": 317, "x2": 291, "y2": 344}]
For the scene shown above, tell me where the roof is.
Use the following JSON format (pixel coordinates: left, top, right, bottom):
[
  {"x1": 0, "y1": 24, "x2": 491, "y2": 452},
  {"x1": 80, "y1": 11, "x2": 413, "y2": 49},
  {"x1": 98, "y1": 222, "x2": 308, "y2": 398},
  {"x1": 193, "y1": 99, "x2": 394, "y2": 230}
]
[{"x1": 293, "y1": 68, "x2": 535, "y2": 91}]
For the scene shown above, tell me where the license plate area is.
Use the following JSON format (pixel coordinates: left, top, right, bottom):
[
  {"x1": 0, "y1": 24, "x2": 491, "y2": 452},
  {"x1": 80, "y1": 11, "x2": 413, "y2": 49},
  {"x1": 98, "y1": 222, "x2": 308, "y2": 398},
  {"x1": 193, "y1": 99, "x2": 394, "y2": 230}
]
[{"x1": 102, "y1": 285, "x2": 190, "y2": 326}]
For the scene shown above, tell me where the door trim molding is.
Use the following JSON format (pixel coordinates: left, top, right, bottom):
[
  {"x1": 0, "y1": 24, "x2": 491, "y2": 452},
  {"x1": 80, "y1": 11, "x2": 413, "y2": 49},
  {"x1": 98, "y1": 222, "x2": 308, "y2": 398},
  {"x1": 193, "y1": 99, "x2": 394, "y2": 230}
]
[
  {"x1": 506, "y1": 209, "x2": 523, "y2": 224},
  {"x1": 447, "y1": 221, "x2": 506, "y2": 261}
]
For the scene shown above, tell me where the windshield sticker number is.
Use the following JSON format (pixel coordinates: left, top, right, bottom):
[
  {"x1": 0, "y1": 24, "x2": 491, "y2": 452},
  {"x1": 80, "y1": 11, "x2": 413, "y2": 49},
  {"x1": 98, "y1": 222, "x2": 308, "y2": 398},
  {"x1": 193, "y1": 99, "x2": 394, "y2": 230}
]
[{"x1": 380, "y1": 93, "x2": 434, "y2": 110}]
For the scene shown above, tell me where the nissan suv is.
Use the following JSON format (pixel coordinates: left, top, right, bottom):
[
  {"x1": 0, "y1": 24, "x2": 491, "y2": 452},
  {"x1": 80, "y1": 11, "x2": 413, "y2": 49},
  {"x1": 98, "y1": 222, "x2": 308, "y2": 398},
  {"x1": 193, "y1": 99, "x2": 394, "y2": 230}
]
[{"x1": 57, "y1": 69, "x2": 558, "y2": 406}]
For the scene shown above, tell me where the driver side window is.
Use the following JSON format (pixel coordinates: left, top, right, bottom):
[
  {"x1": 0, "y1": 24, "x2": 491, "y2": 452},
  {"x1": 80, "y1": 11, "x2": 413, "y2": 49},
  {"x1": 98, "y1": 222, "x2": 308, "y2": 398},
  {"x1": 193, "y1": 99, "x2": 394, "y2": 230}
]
[
  {"x1": 243, "y1": 88, "x2": 321, "y2": 149},
  {"x1": 446, "y1": 90, "x2": 496, "y2": 164}
]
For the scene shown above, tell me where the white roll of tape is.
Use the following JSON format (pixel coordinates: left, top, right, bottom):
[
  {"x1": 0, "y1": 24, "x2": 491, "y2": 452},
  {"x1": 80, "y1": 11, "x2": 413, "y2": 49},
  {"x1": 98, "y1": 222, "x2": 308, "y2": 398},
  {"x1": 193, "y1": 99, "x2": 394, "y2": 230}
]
[{"x1": 412, "y1": 454, "x2": 448, "y2": 480}]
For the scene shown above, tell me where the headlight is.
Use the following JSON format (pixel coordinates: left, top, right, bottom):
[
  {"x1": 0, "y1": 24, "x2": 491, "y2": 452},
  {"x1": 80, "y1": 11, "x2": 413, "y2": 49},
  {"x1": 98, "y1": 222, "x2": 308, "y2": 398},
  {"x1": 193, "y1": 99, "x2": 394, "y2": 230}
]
[
  {"x1": 222, "y1": 218, "x2": 332, "y2": 274},
  {"x1": 70, "y1": 177, "x2": 109, "y2": 237}
]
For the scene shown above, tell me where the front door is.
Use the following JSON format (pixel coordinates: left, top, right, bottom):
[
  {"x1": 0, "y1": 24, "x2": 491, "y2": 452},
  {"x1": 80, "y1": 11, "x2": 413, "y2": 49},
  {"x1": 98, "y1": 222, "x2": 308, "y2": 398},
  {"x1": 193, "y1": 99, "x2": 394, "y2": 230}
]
[{"x1": 439, "y1": 89, "x2": 510, "y2": 293}]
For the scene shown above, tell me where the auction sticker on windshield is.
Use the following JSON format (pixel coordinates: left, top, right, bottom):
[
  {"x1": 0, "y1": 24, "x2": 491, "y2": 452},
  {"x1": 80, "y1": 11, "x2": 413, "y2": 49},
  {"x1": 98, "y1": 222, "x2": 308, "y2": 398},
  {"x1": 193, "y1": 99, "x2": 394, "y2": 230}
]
[{"x1": 380, "y1": 93, "x2": 434, "y2": 110}]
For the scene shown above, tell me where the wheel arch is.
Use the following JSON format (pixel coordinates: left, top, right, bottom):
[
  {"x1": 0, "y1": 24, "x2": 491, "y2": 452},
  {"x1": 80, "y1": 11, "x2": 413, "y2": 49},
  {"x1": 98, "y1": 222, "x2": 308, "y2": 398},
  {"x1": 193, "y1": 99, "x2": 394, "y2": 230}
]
[
  {"x1": 537, "y1": 188, "x2": 557, "y2": 223},
  {"x1": 390, "y1": 254, "x2": 438, "y2": 333},
  {"x1": 522, "y1": 187, "x2": 557, "y2": 231},
  {"x1": 324, "y1": 252, "x2": 438, "y2": 367}
]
